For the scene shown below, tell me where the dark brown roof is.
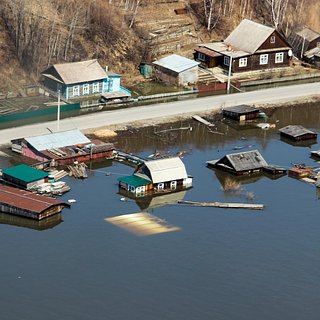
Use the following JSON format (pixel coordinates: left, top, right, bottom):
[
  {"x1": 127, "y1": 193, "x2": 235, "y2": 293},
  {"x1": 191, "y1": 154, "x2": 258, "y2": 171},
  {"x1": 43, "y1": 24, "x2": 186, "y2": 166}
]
[
  {"x1": 0, "y1": 184, "x2": 67, "y2": 214},
  {"x1": 195, "y1": 46, "x2": 222, "y2": 58}
]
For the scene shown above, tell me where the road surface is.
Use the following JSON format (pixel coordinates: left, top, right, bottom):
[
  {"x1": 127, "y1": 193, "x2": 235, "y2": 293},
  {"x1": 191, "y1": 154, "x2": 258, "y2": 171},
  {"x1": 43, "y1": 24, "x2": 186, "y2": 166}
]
[{"x1": 0, "y1": 82, "x2": 319, "y2": 146}]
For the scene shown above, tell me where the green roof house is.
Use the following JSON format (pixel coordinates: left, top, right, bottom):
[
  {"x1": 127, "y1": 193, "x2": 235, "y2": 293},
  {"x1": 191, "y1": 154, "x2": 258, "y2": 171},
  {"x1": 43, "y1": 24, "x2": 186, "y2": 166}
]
[{"x1": 2, "y1": 164, "x2": 48, "y2": 189}]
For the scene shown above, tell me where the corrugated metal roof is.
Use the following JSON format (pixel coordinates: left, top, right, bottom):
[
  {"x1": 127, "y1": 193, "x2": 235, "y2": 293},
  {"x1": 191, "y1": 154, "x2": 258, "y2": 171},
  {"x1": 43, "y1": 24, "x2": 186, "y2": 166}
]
[
  {"x1": 279, "y1": 125, "x2": 317, "y2": 137},
  {"x1": 153, "y1": 54, "x2": 200, "y2": 73},
  {"x1": 118, "y1": 175, "x2": 151, "y2": 187},
  {"x1": 24, "y1": 129, "x2": 91, "y2": 151},
  {"x1": 140, "y1": 157, "x2": 188, "y2": 184},
  {"x1": 296, "y1": 27, "x2": 320, "y2": 42},
  {"x1": 225, "y1": 19, "x2": 275, "y2": 54},
  {"x1": 2, "y1": 164, "x2": 48, "y2": 183},
  {"x1": 223, "y1": 105, "x2": 259, "y2": 114},
  {"x1": 225, "y1": 150, "x2": 268, "y2": 172},
  {"x1": 45, "y1": 59, "x2": 108, "y2": 85},
  {"x1": 0, "y1": 184, "x2": 66, "y2": 214}
]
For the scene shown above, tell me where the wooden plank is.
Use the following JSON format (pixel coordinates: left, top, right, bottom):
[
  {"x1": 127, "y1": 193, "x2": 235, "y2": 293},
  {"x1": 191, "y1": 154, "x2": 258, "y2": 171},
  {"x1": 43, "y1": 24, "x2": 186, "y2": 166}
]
[
  {"x1": 192, "y1": 115, "x2": 215, "y2": 127},
  {"x1": 178, "y1": 200, "x2": 264, "y2": 210}
]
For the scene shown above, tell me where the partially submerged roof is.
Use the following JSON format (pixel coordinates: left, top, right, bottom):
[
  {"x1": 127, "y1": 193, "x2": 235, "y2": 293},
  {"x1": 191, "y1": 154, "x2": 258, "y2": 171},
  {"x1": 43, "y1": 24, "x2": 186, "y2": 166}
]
[
  {"x1": 279, "y1": 125, "x2": 317, "y2": 138},
  {"x1": 2, "y1": 164, "x2": 48, "y2": 183},
  {"x1": 296, "y1": 27, "x2": 320, "y2": 42},
  {"x1": 0, "y1": 184, "x2": 67, "y2": 214},
  {"x1": 23, "y1": 129, "x2": 91, "y2": 151},
  {"x1": 223, "y1": 105, "x2": 259, "y2": 114},
  {"x1": 137, "y1": 157, "x2": 188, "y2": 184},
  {"x1": 153, "y1": 54, "x2": 200, "y2": 73},
  {"x1": 225, "y1": 19, "x2": 275, "y2": 54},
  {"x1": 215, "y1": 150, "x2": 268, "y2": 172},
  {"x1": 42, "y1": 59, "x2": 108, "y2": 85},
  {"x1": 118, "y1": 175, "x2": 151, "y2": 187}
]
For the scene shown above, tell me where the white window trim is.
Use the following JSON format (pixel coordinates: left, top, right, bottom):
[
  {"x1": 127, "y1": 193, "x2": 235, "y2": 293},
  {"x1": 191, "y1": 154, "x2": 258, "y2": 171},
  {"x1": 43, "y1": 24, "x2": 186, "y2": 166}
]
[
  {"x1": 260, "y1": 54, "x2": 268, "y2": 65},
  {"x1": 83, "y1": 84, "x2": 89, "y2": 95},
  {"x1": 92, "y1": 82, "x2": 100, "y2": 93},
  {"x1": 239, "y1": 57, "x2": 247, "y2": 67},
  {"x1": 275, "y1": 52, "x2": 284, "y2": 63},
  {"x1": 224, "y1": 56, "x2": 230, "y2": 66},
  {"x1": 198, "y1": 52, "x2": 205, "y2": 61},
  {"x1": 73, "y1": 85, "x2": 80, "y2": 97},
  {"x1": 270, "y1": 36, "x2": 276, "y2": 44}
]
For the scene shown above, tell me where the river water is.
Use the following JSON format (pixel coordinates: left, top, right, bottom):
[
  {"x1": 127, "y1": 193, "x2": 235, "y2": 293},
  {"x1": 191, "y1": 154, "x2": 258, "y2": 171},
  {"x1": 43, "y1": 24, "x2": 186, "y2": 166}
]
[{"x1": 1, "y1": 103, "x2": 320, "y2": 320}]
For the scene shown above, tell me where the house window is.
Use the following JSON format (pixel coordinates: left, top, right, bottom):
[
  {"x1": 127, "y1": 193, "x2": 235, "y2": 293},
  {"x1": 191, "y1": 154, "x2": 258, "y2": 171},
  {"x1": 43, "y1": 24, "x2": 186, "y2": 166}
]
[
  {"x1": 92, "y1": 82, "x2": 100, "y2": 93},
  {"x1": 224, "y1": 56, "x2": 230, "y2": 66},
  {"x1": 270, "y1": 36, "x2": 276, "y2": 44},
  {"x1": 260, "y1": 54, "x2": 268, "y2": 65},
  {"x1": 275, "y1": 52, "x2": 284, "y2": 63},
  {"x1": 83, "y1": 84, "x2": 89, "y2": 95},
  {"x1": 198, "y1": 52, "x2": 206, "y2": 61},
  {"x1": 73, "y1": 85, "x2": 79, "y2": 97},
  {"x1": 239, "y1": 57, "x2": 247, "y2": 67},
  {"x1": 157, "y1": 183, "x2": 164, "y2": 190}
]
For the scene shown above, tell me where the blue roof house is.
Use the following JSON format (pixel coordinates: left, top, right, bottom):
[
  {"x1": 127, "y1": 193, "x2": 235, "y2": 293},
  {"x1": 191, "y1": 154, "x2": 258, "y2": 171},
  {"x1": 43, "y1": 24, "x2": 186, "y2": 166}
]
[{"x1": 42, "y1": 59, "x2": 131, "y2": 101}]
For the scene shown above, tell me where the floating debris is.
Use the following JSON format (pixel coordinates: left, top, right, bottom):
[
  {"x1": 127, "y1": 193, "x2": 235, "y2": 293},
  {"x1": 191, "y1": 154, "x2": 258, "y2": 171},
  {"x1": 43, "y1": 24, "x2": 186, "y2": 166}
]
[
  {"x1": 178, "y1": 200, "x2": 264, "y2": 210},
  {"x1": 68, "y1": 199, "x2": 77, "y2": 204}
]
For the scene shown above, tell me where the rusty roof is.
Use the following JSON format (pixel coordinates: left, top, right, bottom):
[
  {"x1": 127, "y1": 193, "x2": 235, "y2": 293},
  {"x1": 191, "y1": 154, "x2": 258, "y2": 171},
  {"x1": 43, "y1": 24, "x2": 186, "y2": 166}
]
[
  {"x1": 0, "y1": 184, "x2": 67, "y2": 214},
  {"x1": 195, "y1": 46, "x2": 222, "y2": 57}
]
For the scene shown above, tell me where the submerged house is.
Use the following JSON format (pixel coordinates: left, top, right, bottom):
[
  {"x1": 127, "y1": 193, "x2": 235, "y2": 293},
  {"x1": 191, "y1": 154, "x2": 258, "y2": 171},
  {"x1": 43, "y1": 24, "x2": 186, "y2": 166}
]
[
  {"x1": 153, "y1": 54, "x2": 200, "y2": 86},
  {"x1": 194, "y1": 19, "x2": 292, "y2": 72},
  {"x1": 118, "y1": 157, "x2": 193, "y2": 195},
  {"x1": 222, "y1": 105, "x2": 260, "y2": 121},
  {"x1": 42, "y1": 59, "x2": 131, "y2": 101},
  {"x1": 279, "y1": 125, "x2": 317, "y2": 141},
  {"x1": 2, "y1": 164, "x2": 48, "y2": 190},
  {"x1": 207, "y1": 150, "x2": 268, "y2": 175},
  {"x1": 11, "y1": 129, "x2": 115, "y2": 165}
]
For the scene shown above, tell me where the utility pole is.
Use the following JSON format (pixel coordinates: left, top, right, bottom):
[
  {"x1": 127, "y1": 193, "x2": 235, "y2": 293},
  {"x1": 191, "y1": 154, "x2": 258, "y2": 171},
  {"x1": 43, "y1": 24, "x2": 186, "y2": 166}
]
[
  {"x1": 57, "y1": 90, "x2": 60, "y2": 131},
  {"x1": 227, "y1": 56, "x2": 233, "y2": 94}
]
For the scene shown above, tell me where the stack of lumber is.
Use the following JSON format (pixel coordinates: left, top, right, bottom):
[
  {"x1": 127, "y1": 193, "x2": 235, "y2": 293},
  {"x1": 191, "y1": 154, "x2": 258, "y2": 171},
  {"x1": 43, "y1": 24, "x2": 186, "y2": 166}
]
[
  {"x1": 48, "y1": 169, "x2": 69, "y2": 181},
  {"x1": 67, "y1": 163, "x2": 88, "y2": 179}
]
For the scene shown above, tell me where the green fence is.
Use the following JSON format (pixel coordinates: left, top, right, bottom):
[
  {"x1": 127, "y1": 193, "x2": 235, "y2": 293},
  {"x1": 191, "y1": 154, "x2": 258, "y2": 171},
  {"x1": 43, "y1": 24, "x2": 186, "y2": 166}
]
[{"x1": 0, "y1": 102, "x2": 80, "y2": 123}]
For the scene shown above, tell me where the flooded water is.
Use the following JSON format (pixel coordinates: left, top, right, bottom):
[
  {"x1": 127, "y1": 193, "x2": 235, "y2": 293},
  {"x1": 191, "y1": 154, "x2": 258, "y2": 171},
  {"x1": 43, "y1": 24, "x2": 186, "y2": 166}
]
[{"x1": 1, "y1": 103, "x2": 320, "y2": 320}]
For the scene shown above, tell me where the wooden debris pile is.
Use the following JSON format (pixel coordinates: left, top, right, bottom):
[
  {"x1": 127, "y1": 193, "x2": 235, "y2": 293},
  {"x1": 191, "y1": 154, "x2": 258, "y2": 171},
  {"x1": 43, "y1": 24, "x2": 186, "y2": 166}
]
[{"x1": 67, "y1": 162, "x2": 88, "y2": 179}]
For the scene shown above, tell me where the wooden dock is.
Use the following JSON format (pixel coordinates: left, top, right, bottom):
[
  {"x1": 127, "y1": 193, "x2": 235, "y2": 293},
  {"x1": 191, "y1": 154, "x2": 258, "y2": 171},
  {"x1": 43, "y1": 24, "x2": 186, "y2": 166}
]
[
  {"x1": 178, "y1": 200, "x2": 264, "y2": 210},
  {"x1": 192, "y1": 115, "x2": 215, "y2": 127}
]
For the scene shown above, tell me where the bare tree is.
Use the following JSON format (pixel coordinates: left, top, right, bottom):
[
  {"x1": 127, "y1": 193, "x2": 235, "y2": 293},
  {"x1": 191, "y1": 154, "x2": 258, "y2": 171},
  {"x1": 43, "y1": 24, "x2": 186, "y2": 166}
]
[{"x1": 265, "y1": 0, "x2": 289, "y2": 30}]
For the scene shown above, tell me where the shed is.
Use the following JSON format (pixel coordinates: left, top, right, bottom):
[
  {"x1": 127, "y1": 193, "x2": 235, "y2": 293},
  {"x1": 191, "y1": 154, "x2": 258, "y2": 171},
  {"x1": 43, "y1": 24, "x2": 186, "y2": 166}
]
[
  {"x1": 2, "y1": 164, "x2": 48, "y2": 189},
  {"x1": 207, "y1": 150, "x2": 268, "y2": 175},
  {"x1": 222, "y1": 105, "x2": 260, "y2": 121},
  {"x1": 279, "y1": 125, "x2": 317, "y2": 141},
  {"x1": 153, "y1": 54, "x2": 200, "y2": 86},
  {"x1": 0, "y1": 184, "x2": 69, "y2": 220}
]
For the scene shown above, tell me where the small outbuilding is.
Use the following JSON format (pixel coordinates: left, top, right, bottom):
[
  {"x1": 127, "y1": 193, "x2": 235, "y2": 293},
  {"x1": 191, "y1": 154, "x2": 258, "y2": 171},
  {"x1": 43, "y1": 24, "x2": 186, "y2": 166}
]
[
  {"x1": 2, "y1": 164, "x2": 48, "y2": 189},
  {"x1": 153, "y1": 54, "x2": 200, "y2": 86},
  {"x1": 207, "y1": 150, "x2": 268, "y2": 175},
  {"x1": 118, "y1": 157, "x2": 193, "y2": 195},
  {"x1": 222, "y1": 105, "x2": 260, "y2": 121},
  {"x1": 279, "y1": 125, "x2": 317, "y2": 141}
]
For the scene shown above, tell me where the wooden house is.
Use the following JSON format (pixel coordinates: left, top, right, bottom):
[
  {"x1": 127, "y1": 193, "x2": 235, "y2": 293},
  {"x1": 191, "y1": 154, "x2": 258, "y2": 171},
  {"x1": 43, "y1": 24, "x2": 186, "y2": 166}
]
[
  {"x1": 206, "y1": 150, "x2": 268, "y2": 175},
  {"x1": 42, "y1": 59, "x2": 131, "y2": 100},
  {"x1": 11, "y1": 129, "x2": 115, "y2": 165},
  {"x1": 288, "y1": 27, "x2": 320, "y2": 59},
  {"x1": 118, "y1": 157, "x2": 193, "y2": 195},
  {"x1": 222, "y1": 105, "x2": 260, "y2": 121},
  {"x1": 194, "y1": 19, "x2": 292, "y2": 72},
  {"x1": 304, "y1": 47, "x2": 320, "y2": 68},
  {"x1": 2, "y1": 164, "x2": 48, "y2": 189},
  {"x1": 279, "y1": 125, "x2": 317, "y2": 141},
  {"x1": 153, "y1": 54, "x2": 200, "y2": 86}
]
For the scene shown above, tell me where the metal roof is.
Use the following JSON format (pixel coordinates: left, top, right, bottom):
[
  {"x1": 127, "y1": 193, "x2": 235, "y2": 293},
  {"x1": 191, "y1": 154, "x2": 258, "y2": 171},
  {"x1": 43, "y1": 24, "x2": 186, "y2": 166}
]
[
  {"x1": 304, "y1": 46, "x2": 320, "y2": 59},
  {"x1": 279, "y1": 125, "x2": 317, "y2": 137},
  {"x1": 296, "y1": 27, "x2": 320, "y2": 42},
  {"x1": 153, "y1": 54, "x2": 200, "y2": 73},
  {"x1": 2, "y1": 164, "x2": 48, "y2": 183},
  {"x1": 0, "y1": 184, "x2": 66, "y2": 214},
  {"x1": 43, "y1": 59, "x2": 108, "y2": 85},
  {"x1": 223, "y1": 105, "x2": 259, "y2": 114},
  {"x1": 225, "y1": 19, "x2": 275, "y2": 54},
  {"x1": 24, "y1": 129, "x2": 91, "y2": 151},
  {"x1": 118, "y1": 175, "x2": 151, "y2": 187},
  {"x1": 221, "y1": 150, "x2": 268, "y2": 172},
  {"x1": 138, "y1": 157, "x2": 188, "y2": 184},
  {"x1": 201, "y1": 42, "x2": 249, "y2": 58}
]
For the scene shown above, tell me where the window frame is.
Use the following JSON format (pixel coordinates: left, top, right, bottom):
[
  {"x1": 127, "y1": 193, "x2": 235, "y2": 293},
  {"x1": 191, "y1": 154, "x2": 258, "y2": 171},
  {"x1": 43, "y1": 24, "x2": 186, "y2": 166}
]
[
  {"x1": 92, "y1": 82, "x2": 100, "y2": 93},
  {"x1": 239, "y1": 57, "x2": 248, "y2": 67},
  {"x1": 259, "y1": 54, "x2": 269, "y2": 65},
  {"x1": 275, "y1": 52, "x2": 284, "y2": 63},
  {"x1": 224, "y1": 56, "x2": 230, "y2": 66},
  {"x1": 72, "y1": 85, "x2": 80, "y2": 97},
  {"x1": 83, "y1": 84, "x2": 89, "y2": 95},
  {"x1": 198, "y1": 52, "x2": 206, "y2": 61},
  {"x1": 270, "y1": 36, "x2": 276, "y2": 44}
]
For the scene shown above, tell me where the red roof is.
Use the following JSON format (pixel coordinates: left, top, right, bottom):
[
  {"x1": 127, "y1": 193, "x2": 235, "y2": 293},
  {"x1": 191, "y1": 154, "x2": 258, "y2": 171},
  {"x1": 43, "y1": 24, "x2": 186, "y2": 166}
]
[{"x1": 0, "y1": 184, "x2": 67, "y2": 214}]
